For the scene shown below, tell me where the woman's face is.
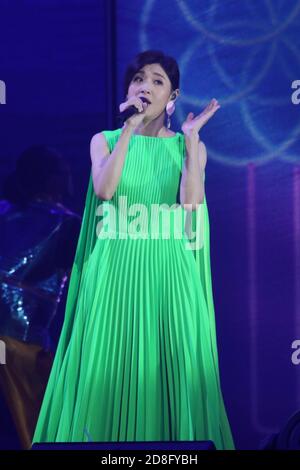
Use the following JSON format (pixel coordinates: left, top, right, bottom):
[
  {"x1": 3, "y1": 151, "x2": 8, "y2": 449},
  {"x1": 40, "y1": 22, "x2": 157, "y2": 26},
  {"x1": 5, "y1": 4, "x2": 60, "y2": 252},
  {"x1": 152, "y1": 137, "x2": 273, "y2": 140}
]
[{"x1": 127, "y1": 63, "x2": 175, "y2": 121}]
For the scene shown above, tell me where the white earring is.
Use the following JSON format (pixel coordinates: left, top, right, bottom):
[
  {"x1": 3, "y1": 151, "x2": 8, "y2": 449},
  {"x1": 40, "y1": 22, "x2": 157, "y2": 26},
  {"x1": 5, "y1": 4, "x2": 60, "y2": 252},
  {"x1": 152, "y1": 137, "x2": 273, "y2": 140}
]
[{"x1": 166, "y1": 100, "x2": 176, "y2": 129}]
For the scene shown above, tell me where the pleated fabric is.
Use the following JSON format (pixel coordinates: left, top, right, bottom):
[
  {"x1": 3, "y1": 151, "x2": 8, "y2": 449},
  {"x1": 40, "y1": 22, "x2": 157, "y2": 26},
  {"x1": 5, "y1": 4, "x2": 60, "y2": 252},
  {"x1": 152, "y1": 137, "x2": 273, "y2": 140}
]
[{"x1": 32, "y1": 128, "x2": 235, "y2": 449}]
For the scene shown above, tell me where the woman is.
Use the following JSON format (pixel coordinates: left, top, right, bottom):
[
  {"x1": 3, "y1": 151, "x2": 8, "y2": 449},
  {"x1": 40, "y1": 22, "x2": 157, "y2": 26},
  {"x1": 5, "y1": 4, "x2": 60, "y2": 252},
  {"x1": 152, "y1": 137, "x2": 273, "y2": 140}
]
[{"x1": 32, "y1": 50, "x2": 235, "y2": 449}]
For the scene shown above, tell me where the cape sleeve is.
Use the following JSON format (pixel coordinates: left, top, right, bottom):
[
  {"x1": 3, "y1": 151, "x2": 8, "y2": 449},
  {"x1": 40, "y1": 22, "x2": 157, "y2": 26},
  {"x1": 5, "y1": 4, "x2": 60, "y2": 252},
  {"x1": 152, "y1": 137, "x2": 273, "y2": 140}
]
[
  {"x1": 56, "y1": 174, "x2": 99, "y2": 355},
  {"x1": 32, "y1": 172, "x2": 101, "y2": 444},
  {"x1": 51, "y1": 130, "x2": 117, "y2": 358},
  {"x1": 184, "y1": 175, "x2": 221, "y2": 374}
]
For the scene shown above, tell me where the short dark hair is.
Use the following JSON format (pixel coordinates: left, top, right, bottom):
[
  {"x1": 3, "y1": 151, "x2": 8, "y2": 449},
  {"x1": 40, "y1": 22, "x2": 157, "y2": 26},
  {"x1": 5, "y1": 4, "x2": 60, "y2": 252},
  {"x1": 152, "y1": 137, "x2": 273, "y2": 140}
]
[{"x1": 123, "y1": 49, "x2": 180, "y2": 98}]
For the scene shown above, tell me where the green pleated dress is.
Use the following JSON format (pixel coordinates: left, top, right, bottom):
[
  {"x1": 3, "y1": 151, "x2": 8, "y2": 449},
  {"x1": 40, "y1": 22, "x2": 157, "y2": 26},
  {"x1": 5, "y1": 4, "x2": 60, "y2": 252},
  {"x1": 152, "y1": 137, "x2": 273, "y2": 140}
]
[{"x1": 32, "y1": 127, "x2": 235, "y2": 450}]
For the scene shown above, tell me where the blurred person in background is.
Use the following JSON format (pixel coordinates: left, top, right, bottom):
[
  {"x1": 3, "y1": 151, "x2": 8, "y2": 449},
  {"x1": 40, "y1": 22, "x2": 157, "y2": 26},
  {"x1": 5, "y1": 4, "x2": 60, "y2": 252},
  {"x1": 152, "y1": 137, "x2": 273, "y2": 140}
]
[{"x1": 0, "y1": 145, "x2": 81, "y2": 449}]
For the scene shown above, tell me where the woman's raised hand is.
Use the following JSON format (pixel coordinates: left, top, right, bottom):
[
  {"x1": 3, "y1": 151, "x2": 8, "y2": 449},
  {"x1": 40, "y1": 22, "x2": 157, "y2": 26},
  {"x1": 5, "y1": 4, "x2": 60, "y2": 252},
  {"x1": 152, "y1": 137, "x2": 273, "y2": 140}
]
[{"x1": 181, "y1": 98, "x2": 221, "y2": 137}]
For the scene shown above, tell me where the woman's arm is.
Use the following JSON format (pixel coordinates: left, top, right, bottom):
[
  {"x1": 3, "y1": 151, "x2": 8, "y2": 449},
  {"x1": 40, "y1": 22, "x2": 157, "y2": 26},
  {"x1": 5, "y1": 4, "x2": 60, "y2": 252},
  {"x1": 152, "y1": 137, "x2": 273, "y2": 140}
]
[
  {"x1": 180, "y1": 134, "x2": 207, "y2": 211},
  {"x1": 90, "y1": 96, "x2": 147, "y2": 200},
  {"x1": 90, "y1": 125, "x2": 133, "y2": 200},
  {"x1": 179, "y1": 98, "x2": 220, "y2": 210}
]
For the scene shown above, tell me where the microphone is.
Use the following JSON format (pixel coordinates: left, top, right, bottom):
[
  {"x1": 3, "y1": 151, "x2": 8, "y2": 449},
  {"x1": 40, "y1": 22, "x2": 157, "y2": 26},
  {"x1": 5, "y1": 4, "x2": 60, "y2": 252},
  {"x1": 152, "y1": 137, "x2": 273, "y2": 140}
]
[{"x1": 117, "y1": 96, "x2": 149, "y2": 124}]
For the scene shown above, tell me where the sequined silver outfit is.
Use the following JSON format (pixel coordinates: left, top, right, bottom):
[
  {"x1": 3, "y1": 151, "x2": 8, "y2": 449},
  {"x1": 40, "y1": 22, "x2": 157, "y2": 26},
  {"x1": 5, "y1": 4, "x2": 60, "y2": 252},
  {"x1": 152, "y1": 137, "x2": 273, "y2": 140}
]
[{"x1": 0, "y1": 199, "x2": 81, "y2": 350}]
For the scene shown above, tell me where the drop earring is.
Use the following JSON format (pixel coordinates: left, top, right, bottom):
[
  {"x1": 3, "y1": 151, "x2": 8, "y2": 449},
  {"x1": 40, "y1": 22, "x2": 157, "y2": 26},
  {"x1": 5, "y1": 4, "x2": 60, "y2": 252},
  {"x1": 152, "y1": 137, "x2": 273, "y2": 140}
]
[{"x1": 166, "y1": 95, "x2": 176, "y2": 129}]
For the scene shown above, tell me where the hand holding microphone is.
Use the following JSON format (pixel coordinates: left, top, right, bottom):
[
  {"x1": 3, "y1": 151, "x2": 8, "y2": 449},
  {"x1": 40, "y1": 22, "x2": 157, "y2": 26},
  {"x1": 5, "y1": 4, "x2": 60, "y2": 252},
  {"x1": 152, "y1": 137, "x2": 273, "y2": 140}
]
[{"x1": 118, "y1": 96, "x2": 150, "y2": 130}]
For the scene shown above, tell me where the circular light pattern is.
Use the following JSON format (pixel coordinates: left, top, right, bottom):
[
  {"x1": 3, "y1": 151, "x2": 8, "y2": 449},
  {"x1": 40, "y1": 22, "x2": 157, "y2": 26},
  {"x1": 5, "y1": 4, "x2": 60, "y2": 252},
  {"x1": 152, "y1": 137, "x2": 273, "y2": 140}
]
[{"x1": 139, "y1": 0, "x2": 300, "y2": 166}]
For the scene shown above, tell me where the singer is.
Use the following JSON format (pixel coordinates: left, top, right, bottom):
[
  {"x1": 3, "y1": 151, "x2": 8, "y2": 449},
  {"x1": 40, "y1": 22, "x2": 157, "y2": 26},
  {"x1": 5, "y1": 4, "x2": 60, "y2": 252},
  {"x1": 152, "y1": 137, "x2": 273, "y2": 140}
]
[{"x1": 32, "y1": 49, "x2": 235, "y2": 449}]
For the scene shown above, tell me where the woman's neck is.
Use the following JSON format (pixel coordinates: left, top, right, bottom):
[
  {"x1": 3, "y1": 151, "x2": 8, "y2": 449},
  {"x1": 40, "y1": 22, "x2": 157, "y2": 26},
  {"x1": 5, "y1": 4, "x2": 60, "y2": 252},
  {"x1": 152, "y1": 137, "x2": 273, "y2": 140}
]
[{"x1": 132, "y1": 114, "x2": 172, "y2": 137}]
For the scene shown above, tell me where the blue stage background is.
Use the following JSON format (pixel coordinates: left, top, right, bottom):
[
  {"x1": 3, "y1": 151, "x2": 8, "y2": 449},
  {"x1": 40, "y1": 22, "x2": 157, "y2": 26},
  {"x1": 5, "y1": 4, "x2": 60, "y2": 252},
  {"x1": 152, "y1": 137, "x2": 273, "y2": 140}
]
[{"x1": 1, "y1": 0, "x2": 300, "y2": 449}]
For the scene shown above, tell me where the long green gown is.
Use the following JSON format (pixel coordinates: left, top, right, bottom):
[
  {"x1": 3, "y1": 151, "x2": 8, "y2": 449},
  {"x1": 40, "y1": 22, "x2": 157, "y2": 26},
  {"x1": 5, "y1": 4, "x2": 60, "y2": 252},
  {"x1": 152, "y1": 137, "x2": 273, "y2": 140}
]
[{"x1": 32, "y1": 127, "x2": 235, "y2": 449}]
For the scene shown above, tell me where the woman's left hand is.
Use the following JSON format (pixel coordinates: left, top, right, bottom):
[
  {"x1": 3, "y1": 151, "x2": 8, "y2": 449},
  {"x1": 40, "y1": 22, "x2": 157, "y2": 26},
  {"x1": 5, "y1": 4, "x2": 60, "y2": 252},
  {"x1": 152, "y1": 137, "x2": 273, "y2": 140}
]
[{"x1": 181, "y1": 98, "x2": 221, "y2": 137}]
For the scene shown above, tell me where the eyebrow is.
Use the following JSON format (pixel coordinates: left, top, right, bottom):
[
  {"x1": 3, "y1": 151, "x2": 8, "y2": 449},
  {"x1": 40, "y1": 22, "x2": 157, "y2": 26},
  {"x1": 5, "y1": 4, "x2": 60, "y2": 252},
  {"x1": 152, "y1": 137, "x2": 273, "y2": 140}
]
[{"x1": 135, "y1": 70, "x2": 166, "y2": 80}]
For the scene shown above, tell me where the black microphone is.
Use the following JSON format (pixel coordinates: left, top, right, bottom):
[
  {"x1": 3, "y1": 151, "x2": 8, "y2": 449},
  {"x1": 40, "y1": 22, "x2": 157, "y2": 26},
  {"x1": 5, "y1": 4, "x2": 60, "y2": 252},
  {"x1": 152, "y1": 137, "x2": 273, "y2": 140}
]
[{"x1": 117, "y1": 96, "x2": 149, "y2": 124}]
